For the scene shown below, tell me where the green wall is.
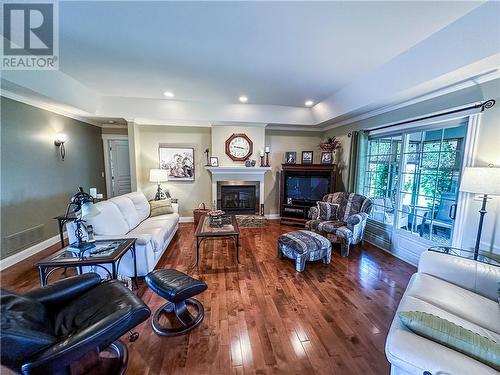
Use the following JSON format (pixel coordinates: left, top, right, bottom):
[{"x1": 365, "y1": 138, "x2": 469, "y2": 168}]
[{"x1": 1, "y1": 97, "x2": 105, "y2": 259}]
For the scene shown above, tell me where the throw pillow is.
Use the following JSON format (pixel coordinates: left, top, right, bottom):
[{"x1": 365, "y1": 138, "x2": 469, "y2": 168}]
[
  {"x1": 149, "y1": 199, "x2": 174, "y2": 217},
  {"x1": 398, "y1": 310, "x2": 500, "y2": 371},
  {"x1": 316, "y1": 201, "x2": 339, "y2": 221}
]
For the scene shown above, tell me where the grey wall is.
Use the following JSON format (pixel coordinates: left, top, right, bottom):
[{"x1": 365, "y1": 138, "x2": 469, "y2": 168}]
[{"x1": 1, "y1": 97, "x2": 105, "y2": 259}]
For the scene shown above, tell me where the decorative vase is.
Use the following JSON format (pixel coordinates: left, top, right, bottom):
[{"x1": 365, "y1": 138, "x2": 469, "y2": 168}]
[
  {"x1": 245, "y1": 160, "x2": 251, "y2": 167},
  {"x1": 251, "y1": 160, "x2": 256, "y2": 167}
]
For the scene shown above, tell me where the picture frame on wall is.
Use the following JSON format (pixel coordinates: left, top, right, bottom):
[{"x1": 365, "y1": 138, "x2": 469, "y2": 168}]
[
  {"x1": 321, "y1": 151, "x2": 333, "y2": 164},
  {"x1": 301, "y1": 151, "x2": 313, "y2": 164},
  {"x1": 159, "y1": 145, "x2": 195, "y2": 181},
  {"x1": 284, "y1": 151, "x2": 296, "y2": 164},
  {"x1": 210, "y1": 157, "x2": 219, "y2": 167}
]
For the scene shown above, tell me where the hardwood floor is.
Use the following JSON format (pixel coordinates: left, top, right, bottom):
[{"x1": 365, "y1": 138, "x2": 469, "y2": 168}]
[{"x1": 1, "y1": 221, "x2": 415, "y2": 374}]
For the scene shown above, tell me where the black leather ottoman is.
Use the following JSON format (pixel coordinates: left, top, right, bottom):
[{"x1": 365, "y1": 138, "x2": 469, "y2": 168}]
[{"x1": 145, "y1": 269, "x2": 207, "y2": 336}]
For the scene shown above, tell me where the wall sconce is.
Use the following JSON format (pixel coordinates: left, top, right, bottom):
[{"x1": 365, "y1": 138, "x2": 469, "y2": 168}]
[{"x1": 54, "y1": 133, "x2": 67, "y2": 161}]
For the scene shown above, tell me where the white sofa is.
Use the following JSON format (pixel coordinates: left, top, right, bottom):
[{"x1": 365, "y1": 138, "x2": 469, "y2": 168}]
[
  {"x1": 67, "y1": 192, "x2": 179, "y2": 277},
  {"x1": 385, "y1": 251, "x2": 500, "y2": 375}
]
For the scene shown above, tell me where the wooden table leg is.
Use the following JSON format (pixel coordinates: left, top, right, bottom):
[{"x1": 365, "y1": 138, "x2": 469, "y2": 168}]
[
  {"x1": 196, "y1": 238, "x2": 200, "y2": 265},
  {"x1": 236, "y1": 235, "x2": 240, "y2": 263}
]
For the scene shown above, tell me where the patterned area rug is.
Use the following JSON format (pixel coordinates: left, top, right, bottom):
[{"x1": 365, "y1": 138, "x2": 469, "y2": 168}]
[{"x1": 236, "y1": 215, "x2": 268, "y2": 227}]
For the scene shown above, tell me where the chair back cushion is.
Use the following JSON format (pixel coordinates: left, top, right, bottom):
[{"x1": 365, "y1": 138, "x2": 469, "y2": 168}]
[
  {"x1": 85, "y1": 201, "x2": 130, "y2": 235},
  {"x1": 323, "y1": 192, "x2": 372, "y2": 221},
  {"x1": 108, "y1": 195, "x2": 141, "y2": 230},
  {"x1": 0, "y1": 290, "x2": 56, "y2": 369},
  {"x1": 126, "y1": 192, "x2": 151, "y2": 221}
]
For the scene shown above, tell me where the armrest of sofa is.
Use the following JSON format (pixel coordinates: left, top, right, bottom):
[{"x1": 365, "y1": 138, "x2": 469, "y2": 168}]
[
  {"x1": 172, "y1": 203, "x2": 179, "y2": 214},
  {"x1": 418, "y1": 251, "x2": 500, "y2": 301},
  {"x1": 346, "y1": 212, "x2": 368, "y2": 229}
]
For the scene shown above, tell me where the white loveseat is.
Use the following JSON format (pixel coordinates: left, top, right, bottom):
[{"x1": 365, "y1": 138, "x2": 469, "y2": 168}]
[
  {"x1": 67, "y1": 192, "x2": 179, "y2": 277},
  {"x1": 385, "y1": 251, "x2": 500, "y2": 375}
]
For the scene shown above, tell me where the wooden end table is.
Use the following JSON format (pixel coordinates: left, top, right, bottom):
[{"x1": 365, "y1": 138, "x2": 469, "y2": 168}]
[
  {"x1": 195, "y1": 215, "x2": 240, "y2": 265},
  {"x1": 35, "y1": 238, "x2": 138, "y2": 288}
]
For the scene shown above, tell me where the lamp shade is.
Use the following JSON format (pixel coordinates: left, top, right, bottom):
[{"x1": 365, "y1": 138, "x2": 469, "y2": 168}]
[
  {"x1": 79, "y1": 202, "x2": 100, "y2": 220},
  {"x1": 149, "y1": 168, "x2": 169, "y2": 183},
  {"x1": 460, "y1": 167, "x2": 500, "y2": 195}
]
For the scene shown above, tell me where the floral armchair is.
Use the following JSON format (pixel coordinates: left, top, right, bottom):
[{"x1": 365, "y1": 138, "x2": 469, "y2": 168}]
[{"x1": 305, "y1": 192, "x2": 372, "y2": 256}]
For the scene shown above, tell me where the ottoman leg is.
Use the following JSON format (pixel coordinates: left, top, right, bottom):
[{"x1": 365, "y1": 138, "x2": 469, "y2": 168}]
[
  {"x1": 295, "y1": 256, "x2": 306, "y2": 272},
  {"x1": 322, "y1": 248, "x2": 332, "y2": 264},
  {"x1": 152, "y1": 298, "x2": 205, "y2": 337}
]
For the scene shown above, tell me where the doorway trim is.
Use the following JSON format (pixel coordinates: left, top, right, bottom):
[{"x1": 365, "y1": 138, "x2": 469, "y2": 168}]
[{"x1": 102, "y1": 134, "x2": 128, "y2": 199}]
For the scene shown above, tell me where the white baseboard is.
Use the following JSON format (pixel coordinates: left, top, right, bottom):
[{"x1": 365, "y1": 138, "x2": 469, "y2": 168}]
[
  {"x1": 265, "y1": 214, "x2": 281, "y2": 220},
  {"x1": 0, "y1": 232, "x2": 67, "y2": 271}
]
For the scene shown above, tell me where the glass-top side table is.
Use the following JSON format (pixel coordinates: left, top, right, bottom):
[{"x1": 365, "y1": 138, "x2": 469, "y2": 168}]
[{"x1": 428, "y1": 246, "x2": 500, "y2": 267}]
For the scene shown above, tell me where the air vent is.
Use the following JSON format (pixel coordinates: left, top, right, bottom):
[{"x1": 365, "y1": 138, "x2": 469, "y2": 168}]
[{"x1": 3, "y1": 224, "x2": 44, "y2": 256}]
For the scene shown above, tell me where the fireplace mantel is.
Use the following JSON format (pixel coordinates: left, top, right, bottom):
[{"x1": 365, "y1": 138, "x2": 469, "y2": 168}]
[
  {"x1": 205, "y1": 166, "x2": 272, "y2": 214},
  {"x1": 205, "y1": 166, "x2": 272, "y2": 176}
]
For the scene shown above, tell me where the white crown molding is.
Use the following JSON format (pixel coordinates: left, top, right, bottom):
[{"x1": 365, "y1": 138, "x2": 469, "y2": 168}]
[
  {"x1": 266, "y1": 125, "x2": 323, "y2": 132},
  {"x1": 320, "y1": 68, "x2": 500, "y2": 131},
  {"x1": 1, "y1": 89, "x2": 102, "y2": 127},
  {"x1": 101, "y1": 123, "x2": 128, "y2": 129}
]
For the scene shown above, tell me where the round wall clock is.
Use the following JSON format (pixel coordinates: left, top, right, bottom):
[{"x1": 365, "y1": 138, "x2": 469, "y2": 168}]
[{"x1": 225, "y1": 133, "x2": 253, "y2": 161}]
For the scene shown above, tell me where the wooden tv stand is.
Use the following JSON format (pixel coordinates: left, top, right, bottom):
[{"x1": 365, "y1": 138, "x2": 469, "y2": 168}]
[{"x1": 279, "y1": 164, "x2": 336, "y2": 226}]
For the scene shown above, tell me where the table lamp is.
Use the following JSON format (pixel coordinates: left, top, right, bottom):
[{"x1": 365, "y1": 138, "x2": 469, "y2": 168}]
[
  {"x1": 65, "y1": 187, "x2": 100, "y2": 251},
  {"x1": 459, "y1": 165, "x2": 500, "y2": 260},
  {"x1": 150, "y1": 168, "x2": 170, "y2": 200}
]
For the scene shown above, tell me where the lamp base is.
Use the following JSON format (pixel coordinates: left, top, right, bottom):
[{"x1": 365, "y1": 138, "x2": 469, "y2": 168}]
[{"x1": 155, "y1": 184, "x2": 171, "y2": 200}]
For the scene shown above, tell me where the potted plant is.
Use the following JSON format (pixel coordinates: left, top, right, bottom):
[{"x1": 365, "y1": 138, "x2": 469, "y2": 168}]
[{"x1": 318, "y1": 137, "x2": 341, "y2": 163}]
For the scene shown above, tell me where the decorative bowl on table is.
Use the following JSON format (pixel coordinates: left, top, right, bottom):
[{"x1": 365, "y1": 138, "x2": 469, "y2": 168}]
[{"x1": 208, "y1": 210, "x2": 225, "y2": 227}]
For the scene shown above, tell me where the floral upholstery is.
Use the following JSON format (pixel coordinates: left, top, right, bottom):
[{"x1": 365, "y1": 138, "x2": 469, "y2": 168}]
[{"x1": 305, "y1": 192, "x2": 372, "y2": 256}]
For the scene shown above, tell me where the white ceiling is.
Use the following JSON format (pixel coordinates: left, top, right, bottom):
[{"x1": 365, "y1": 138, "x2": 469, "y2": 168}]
[{"x1": 59, "y1": 1, "x2": 483, "y2": 107}]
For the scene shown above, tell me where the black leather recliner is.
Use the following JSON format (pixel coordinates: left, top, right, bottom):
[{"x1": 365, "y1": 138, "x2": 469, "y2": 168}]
[{"x1": 0, "y1": 273, "x2": 151, "y2": 374}]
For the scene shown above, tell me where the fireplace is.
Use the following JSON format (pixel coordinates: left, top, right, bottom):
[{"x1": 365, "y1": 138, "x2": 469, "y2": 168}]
[{"x1": 217, "y1": 181, "x2": 260, "y2": 215}]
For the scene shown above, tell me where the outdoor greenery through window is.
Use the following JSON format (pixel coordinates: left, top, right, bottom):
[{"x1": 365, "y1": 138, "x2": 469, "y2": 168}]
[{"x1": 361, "y1": 121, "x2": 467, "y2": 245}]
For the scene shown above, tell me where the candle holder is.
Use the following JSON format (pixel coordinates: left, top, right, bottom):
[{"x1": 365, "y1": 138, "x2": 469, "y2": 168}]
[
  {"x1": 265, "y1": 151, "x2": 270, "y2": 167},
  {"x1": 260, "y1": 155, "x2": 265, "y2": 167}
]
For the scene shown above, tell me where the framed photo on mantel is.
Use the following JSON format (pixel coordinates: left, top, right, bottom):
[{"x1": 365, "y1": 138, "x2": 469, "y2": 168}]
[
  {"x1": 159, "y1": 146, "x2": 195, "y2": 181},
  {"x1": 301, "y1": 151, "x2": 313, "y2": 164}
]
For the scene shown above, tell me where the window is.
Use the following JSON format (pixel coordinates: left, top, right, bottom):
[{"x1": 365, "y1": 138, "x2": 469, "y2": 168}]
[{"x1": 361, "y1": 135, "x2": 402, "y2": 226}]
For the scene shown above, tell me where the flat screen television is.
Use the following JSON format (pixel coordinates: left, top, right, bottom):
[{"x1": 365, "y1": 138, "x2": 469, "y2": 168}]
[{"x1": 286, "y1": 175, "x2": 330, "y2": 204}]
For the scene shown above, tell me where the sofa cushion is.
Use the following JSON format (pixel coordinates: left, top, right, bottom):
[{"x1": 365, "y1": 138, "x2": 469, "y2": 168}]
[
  {"x1": 398, "y1": 310, "x2": 500, "y2": 371},
  {"x1": 109, "y1": 196, "x2": 141, "y2": 231},
  {"x1": 128, "y1": 213, "x2": 178, "y2": 252},
  {"x1": 126, "y1": 192, "x2": 150, "y2": 222},
  {"x1": 386, "y1": 273, "x2": 500, "y2": 375},
  {"x1": 406, "y1": 273, "x2": 500, "y2": 334},
  {"x1": 86, "y1": 201, "x2": 129, "y2": 236}
]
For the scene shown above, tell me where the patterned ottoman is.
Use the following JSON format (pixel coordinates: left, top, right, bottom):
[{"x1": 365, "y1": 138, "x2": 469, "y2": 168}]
[{"x1": 277, "y1": 230, "x2": 332, "y2": 272}]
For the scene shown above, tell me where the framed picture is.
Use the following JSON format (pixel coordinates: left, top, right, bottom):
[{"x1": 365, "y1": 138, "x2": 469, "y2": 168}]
[
  {"x1": 301, "y1": 151, "x2": 313, "y2": 164},
  {"x1": 285, "y1": 151, "x2": 296, "y2": 164},
  {"x1": 321, "y1": 151, "x2": 333, "y2": 164},
  {"x1": 210, "y1": 157, "x2": 219, "y2": 167},
  {"x1": 159, "y1": 146, "x2": 195, "y2": 181}
]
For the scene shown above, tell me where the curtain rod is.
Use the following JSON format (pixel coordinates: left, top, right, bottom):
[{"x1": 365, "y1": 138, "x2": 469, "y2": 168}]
[{"x1": 365, "y1": 99, "x2": 496, "y2": 133}]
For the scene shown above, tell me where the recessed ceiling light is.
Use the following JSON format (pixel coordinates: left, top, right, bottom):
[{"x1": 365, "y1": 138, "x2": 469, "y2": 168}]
[
  {"x1": 239, "y1": 96, "x2": 248, "y2": 103},
  {"x1": 108, "y1": 120, "x2": 115, "y2": 124},
  {"x1": 305, "y1": 100, "x2": 314, "y2": 107},
  {"x1": 163, "y1": 91, "x2": 174, "y2": 98}
]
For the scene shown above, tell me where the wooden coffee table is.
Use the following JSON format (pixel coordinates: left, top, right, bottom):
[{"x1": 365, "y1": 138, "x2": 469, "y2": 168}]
[
  {"x1": 195, "y1": 215, "x2": 240, "y2": 265},
  {"x1": 35, "y1": 238, "x2": 138, "y2": 288}
]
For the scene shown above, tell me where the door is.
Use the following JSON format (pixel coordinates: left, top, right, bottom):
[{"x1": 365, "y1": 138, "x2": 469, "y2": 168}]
[
  {"x1": 361, "y1": 121, "x2": 468, "y2": 264},
  {"x1": 392, "y1": 122, "x2": 467, "y2": 263},
  {"x1": 109, "y1": 140, "x2": 132, "y2": 197}
]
